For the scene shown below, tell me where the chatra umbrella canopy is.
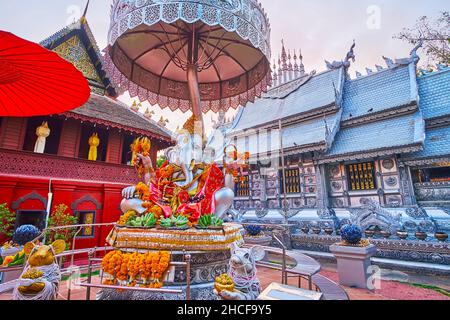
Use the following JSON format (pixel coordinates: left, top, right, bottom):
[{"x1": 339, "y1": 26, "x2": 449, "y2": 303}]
[
  {"x1": 104, "y1": 0, "x2": 271, "y2": 117},
  {"x1": 0, "y1": 30, "x2": 90, "y2": 117}
]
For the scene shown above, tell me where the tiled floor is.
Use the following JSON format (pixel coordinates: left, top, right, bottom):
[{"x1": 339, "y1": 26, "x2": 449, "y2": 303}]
[{"x1": 2, "y1": 265, "x2": 448, "y2": 300}]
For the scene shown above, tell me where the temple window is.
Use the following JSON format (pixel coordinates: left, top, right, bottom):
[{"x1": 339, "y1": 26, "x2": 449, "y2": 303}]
[
  {"x1": 22, "y1": 116, "x2": 63, "y2": 155},
  {"x1": 78, "y1": 124, "x2": 109, "y2": 161},
  {"x1": 346, "y1": 162, "x2": 376, "y2": 191},
  {"x1": 75, "y1": 211, "x2": 96, "y2": 237},
  {"x1": 14, "y1": 210, "x2": 46, "y2": 230},
  {"x1": 413, "y1": 167, "x2": 450, "y2": 183},
  {"x1": 235, "y1": 175, "x2": 250, "y2": 197},
  {"x1": 279, "y1": 168, "x2": 300, "y2": 194},
  {"x1": 121, "y1": 134, "x2": 137, "y2": 165}
]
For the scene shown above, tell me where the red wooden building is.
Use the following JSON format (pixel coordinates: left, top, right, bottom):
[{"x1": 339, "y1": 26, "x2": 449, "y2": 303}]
[{"x1": 0, "y1": 17, "x2": 173, "y2": 248}]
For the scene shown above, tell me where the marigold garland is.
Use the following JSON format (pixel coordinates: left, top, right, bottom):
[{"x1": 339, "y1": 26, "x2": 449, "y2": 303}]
[
  {"x1": 118, "y1": 211, "x2": 136, "y2": 225},
  {"x1": 101, "y1": 250, "x2": 171, "y2": 288}
]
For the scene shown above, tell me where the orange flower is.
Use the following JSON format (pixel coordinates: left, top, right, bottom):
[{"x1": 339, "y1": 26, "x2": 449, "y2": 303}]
[
  {"x1": 150, "y1": 206, "x2": 163, "y2": 220},
  {"x1": 159, "y1": 165, "x2": 174, "y2": 179}
]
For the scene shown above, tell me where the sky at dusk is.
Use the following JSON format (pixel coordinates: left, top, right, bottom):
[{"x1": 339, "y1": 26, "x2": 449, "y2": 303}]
[{"x1": 1, "y1": 0, "x2": 448, "y2": 133}]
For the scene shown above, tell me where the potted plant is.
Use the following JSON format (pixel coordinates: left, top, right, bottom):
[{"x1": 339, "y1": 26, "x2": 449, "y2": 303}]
[
  {"x1": 300, "y1": 226, "x2": 310, "y2": 234},
  {"x1": 380, "y1": 230, "x2": 391, "y2": 239},
  {"x1": 364, "y1": 227, "x2": 375, "y2": 238},
  {"x1": 434, "y1": 231, "x2": 448, "y2": 242},
  {"x1": 12, "y1": 224, "x2": 40, "y2": 246},
  {"x1": 396, "y1": 229, "x2": 408, "y2": 240},
  {"x1": 244, "y1": 225, "x2": 262, "y2": 236},
  {"x1": 312, "y1": 227, "x2": 322, "y2": 235},
  {"x1": 415, "y1": 227, "x2": 427, "y2": 241},
  {"x1": 329, "y1": 224, "x2": 377, "y2": 289},
  {"x1": 243, "y1": 225, "x2": 272, "y2": 246}
]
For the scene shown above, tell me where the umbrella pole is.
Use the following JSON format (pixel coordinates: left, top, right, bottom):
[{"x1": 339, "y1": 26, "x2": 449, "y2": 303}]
[
  {"x1": 186, "y1": 25, "x2": 205, "y2": 140},
  {"x1": 187, "y1": 65, "x2": 202, "y2": 122}
]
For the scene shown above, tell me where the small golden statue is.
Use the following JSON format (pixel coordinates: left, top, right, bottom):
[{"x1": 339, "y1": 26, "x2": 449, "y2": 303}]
[
  {"x1": 158, "y1": 116, "x2": 169, "y2": 127},
  {"x1": 88, "y1": 133, "x2": 100, "y2": 161},
  {"x1": 144, "y1": 108, "x2": 155, "y2": 119},
  {"x1": 131, "y1": 100, "x2": 141, "y2": 112}
]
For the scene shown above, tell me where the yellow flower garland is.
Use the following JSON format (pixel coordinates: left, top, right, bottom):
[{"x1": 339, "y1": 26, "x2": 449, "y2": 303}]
[{"x1": 101, "y1": 250, "x2": 171, "y2": 288}]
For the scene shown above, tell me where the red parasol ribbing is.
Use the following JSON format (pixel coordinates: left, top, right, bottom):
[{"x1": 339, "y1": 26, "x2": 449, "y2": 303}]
[{"x1": 0, "y1": 30, "x2": 90, "y2": 117}]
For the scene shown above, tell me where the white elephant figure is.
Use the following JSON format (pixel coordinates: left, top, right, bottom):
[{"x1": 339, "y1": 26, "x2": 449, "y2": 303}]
[{"x1": 121, "y1": 130, "x2": 235, "y2": 220}]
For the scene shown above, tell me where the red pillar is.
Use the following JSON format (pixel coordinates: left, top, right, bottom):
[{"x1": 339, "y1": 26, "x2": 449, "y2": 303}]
[
  {"x1": 99, "y1": 183, "x2": 124, "y2": 247},
  {"x1": 0, "y1": 177, "x2": 18, "y2": 244}
]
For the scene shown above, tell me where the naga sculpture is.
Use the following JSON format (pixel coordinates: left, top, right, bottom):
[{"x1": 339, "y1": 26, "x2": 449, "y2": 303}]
[{"x1": 325, "y1": 40, "x2": 356, "y2": 70}]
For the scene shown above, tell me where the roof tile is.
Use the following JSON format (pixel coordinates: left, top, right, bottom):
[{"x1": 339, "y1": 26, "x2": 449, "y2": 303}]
[
  {"x1": 324, "y1": 111, "x2": 424, "y2": 158},
  {"x1": 418, "y1": 69, "x2": 450, "y2": 120},
  {"x1": 69, "y1": 94, "x2": 173, "y2": 139},
  {"x1": 342, "y1": 65, "x2": 413, "y2": 121}
]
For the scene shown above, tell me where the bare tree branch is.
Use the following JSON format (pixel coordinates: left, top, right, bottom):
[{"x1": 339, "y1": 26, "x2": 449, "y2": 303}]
[{"x1": 394, "y1": 11, "x2": 450, "y2": 66}]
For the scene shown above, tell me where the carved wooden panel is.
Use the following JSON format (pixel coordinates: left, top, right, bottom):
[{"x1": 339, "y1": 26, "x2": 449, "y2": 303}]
[
  {"x1": 0, "y1": 117, "x2": 27, "y2": 150},
  {"x1": 106, "y1": 129, "x2": 123, "y2": 164},
  {"x1": 0, "y1": 148, "x2": 138, "y2": 185},
  {"x1": 58, "y1": 118, "x2": 81, "y2": 158}
]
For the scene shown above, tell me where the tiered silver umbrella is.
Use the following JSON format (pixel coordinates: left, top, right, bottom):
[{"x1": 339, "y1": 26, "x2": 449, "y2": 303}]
[{"x1": 104, "y1": 0, "x2": 271, "y2": 130}]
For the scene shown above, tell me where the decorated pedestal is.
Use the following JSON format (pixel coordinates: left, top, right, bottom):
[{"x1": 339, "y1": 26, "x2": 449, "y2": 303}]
[
  {"x1": 329, "y1": 244, "x2": 377, "y2": 289},
  {"x1": 97, "y1": 224, "x2": 243, "y2": 300},
  {"x1": 106, "y1": 224, "x2": 242, "y2": 252},
  {"x1": 330, "y1": 224, "x2": 378, "y2": 289}
]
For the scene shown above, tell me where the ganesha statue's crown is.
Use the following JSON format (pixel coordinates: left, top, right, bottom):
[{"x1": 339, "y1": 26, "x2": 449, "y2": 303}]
[{"x1": 176, "y1": 114, "x2": 200, "y2": 135}]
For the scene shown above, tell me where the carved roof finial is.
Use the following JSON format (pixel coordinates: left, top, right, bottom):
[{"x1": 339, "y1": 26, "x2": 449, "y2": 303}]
[
  {"x1": 81, "y1": 0, "x2": 90, "y2": 23},
  {"x1": 298, "y1": 49, "x2": 305, "y2": 74},
  {"x1": 345, "y1": 40, "x2": 356, "y2": 64},
  {"x1": 382, "y1": 56, "x2": 396, "y2": 68},
  {"x1": 272, "y1": 60, "x2": 278, "y2": 81},
  {"x1": 281, "y1": 39, "x2": 288, "y2": 71},
  {"x1": 288, "y1": 50, "x2": 293, "y2": 71},
  {"x1": 410, "y1": 39, "x2": 423, "y2": 63},
  {"x1": 325, "y1": 40, "x2": 356, "y2": 70},
  {"x1": 293, "y1": 49, "x2": 299, "y2": 71},
  {"x1": 278, "y1": 54, "x2": 283, "y2": 76}
]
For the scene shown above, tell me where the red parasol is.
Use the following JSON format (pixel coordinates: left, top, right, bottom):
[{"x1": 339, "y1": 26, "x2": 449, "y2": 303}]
[{"x1": 0, "y1": 30, "x2": 90, "y2": 117}]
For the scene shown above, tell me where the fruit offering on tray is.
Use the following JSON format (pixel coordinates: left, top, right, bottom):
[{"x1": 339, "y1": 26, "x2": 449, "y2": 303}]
[
  {"x1": 126, "y1": 213, "x2": 157, "y2": 228},
  {"x1": 214, "y1": 274, "x2": 235, "y2": 293},
  {"x1": 118, "y1": 211, "x2": 136, "y2": 226},
  {"x1": 1, "y1": 249, "x2": 26, "y2": 267},
  {"x1": 1, "y1": 241, "x2": 21, "y2": 251},
  {"x1": 197, "y1": 214, "x2": 224, "y2": 229},
  {"x1": 160, "y1": 215, "x2": 189, "y2": 229}
]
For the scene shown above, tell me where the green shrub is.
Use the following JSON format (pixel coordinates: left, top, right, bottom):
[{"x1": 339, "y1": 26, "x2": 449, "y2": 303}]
[
  {"x1": 45, "y1": 204, "x2": 77, "y2": 248},
  {"x1": 0, "y1": 203, "x2": 16, "y2": 242}
]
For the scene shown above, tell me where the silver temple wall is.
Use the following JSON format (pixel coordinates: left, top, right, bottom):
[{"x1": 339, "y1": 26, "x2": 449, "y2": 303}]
[{"x1": 206, "y1": 42, "x2": 450, "y2": 266}]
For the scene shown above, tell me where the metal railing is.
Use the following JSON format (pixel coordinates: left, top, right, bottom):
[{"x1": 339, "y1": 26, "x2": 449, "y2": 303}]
[
  {"x1": 1, "y1": 220, "x2": 299, "y2": 299},
  {"x1": 240, "y1": 222, "x2": 290, "y2": 285},
  {"x1": 77, "y1": 251, "x2": 192, "y2": 301}
]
